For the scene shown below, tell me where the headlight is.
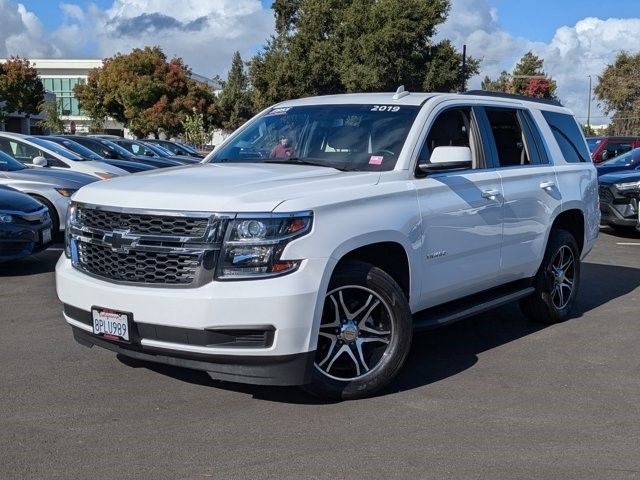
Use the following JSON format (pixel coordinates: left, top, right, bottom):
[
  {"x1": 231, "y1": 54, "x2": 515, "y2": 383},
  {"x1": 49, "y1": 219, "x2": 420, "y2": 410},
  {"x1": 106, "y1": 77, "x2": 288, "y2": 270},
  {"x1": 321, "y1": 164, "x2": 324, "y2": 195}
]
[
  {"x1": 217, "y1": 212, "x2": 313, "y2": 279},
  {"x1": 614, "y1": 180, "x2": 640, "y2": 192},
  {"x1": 64, "y1": 203, "x2": 77, "y2": 259},
  {"x1": 0, "y1": 213, "x2": 13, "y2": 223},
  {"x1": 55, "y1": 188, "x2": 78, "y2": 197},
  {"x1": 94, "y1": 172, "x2": 115, "y2": 180}
]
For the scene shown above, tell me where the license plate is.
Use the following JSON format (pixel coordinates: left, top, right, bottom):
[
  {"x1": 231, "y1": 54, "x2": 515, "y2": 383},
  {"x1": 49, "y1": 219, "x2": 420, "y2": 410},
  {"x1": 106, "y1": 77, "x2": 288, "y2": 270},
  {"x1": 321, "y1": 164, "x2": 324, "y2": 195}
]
[
  {"x1": 41, "y1": 228, "x2": 52, "y2": 244},
  {"x1": 91, "y1": 307, "x2": 131, "y2": 341}
]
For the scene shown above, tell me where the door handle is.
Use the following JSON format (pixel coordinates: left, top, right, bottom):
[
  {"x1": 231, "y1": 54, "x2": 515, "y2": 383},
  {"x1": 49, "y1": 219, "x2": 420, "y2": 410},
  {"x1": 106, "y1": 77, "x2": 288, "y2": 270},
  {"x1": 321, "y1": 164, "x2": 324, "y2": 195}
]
[
  {"x1": 481, "y1": 189, "x2": 500, "y2": 200},
  {"x1": 540, "y1": 180, "x2": 555, "y2": 190}
]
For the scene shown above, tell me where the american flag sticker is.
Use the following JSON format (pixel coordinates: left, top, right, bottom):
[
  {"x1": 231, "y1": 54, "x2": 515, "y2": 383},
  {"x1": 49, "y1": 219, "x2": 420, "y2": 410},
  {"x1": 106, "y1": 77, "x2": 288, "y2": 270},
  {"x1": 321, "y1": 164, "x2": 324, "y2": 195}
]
[{"x1": 369, "y1": 155, "x2": 384, "y2": 165}]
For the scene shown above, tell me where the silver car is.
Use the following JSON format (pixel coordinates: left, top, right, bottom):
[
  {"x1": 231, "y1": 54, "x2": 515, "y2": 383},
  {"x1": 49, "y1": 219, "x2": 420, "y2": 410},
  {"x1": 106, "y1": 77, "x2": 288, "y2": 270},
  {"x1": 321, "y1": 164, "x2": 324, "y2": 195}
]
[{"x1": 0, "y1": 150, "x2": 96, "y2": 233}]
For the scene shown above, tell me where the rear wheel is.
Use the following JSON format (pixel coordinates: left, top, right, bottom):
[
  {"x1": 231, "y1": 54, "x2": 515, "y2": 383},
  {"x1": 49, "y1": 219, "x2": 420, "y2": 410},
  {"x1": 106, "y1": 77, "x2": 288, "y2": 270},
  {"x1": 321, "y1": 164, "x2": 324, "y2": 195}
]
[
  {"x1": 520, "y1": 229, "x2": 580, "y2": 324},
  {"x1": 302, "y1": 261, "x2": 412, "y2": 400}
]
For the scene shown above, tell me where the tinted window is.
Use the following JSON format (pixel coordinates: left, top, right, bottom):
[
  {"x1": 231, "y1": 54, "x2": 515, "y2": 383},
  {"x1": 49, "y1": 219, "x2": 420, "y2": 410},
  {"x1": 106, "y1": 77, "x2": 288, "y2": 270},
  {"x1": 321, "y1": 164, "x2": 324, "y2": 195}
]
[
  {"x1": 0, "y1": 151, "x2": 27, "y2": 171},
  {"x1": 601, "y1": 141, "x2": 632, "y2": 161},
  {"x1": 485, "y1": 108, "x2": 534, "y2": 167},
  {"x1": 601, "y1": 148, "x2": 640, "y2": 167},
  {"x1": 0, "y1": 139, "x2": 40, "y2": 164},
  {"x1": 417, "y1": 108, "x2": 474, "y2": 167},
  {"x1": 542, "y1": 111, "x2": 590, "y2": 163},
  {"x1": 586, "y1": 138, "x2": 602, "y2": 153},
  {"x1": 210, "y1": 104, "x2": 420, "y2": 171},
  {"x1": 29, "y1": 137, "x2": 86, "y2": 161}
]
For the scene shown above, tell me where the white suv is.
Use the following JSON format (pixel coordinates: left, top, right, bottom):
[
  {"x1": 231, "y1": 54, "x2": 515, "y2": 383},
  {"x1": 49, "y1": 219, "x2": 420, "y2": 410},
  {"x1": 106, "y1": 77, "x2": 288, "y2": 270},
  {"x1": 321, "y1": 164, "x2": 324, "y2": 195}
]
[{"x1": 56, "y1": 90, "x2": 599, "y2": 399}]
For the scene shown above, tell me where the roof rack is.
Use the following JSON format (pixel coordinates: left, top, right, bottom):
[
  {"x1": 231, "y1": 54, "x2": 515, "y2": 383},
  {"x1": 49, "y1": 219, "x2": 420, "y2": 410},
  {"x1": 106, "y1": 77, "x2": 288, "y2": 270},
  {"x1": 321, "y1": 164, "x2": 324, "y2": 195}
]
[{"x1": 462, "y1": 90, "x2": 563, "y2": 107}]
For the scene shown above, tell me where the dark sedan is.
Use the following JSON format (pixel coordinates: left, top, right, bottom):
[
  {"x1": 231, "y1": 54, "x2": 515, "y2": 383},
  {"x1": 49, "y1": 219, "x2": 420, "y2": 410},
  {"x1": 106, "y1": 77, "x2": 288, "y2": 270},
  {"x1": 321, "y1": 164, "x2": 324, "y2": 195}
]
[
  {"x1": 38, "y1": 136, "x2": 154, "y2": 173},
  {"x1": 62, "y1": 136, "x2": 181, "y2": 169},
  {"x1": 596, "y1": 148, "x2": 640, "y2": 176},
  {"x1": 0, "y1": 186, "x2": 53, "y2": 262},
  {"x1": 96, "y1": 137, "x2": 199, "y2": 165},
  {"x1": 599, "y1": 170, "x2": 640, "y2": 231},
  {"x1": 144, "y1": 138, "x2": 204, "y2": 158}
]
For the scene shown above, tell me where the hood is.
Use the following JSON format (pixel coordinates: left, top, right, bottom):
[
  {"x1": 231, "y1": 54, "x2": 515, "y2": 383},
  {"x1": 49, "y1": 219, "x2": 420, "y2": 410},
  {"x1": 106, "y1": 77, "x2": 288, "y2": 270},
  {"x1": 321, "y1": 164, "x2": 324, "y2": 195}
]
[
  {"x1": 599, "y1": 170, "x2": 640, "y2": 185},
  {"x1": 0, "y1": 186, "x2": 43, "y2": 212},
  {"x1": 596, "y1": 165, "x2": 638, "y2": 176},
  {"x1": 73, "y1": 163, "x2": 380, "y2": 212},
  {"x1": 8, "y1": 168, "x2": 98, "y2": 187}
]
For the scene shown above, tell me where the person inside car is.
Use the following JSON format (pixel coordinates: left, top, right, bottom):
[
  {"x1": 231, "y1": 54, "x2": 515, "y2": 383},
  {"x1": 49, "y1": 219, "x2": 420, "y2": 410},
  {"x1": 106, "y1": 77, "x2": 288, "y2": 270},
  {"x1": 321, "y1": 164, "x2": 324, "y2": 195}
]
[{"x1": 270, "y1": 135, "x2": 295, "y2": 158}]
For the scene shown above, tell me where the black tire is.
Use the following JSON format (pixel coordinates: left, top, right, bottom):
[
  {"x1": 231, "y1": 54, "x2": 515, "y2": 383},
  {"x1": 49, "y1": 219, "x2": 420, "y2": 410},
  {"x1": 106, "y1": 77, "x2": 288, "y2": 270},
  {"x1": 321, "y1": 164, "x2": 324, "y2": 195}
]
[
  {"x1": 302, "y1": 261, "x2": 412, "y2": 400},
  {"x1": 30, "y1": 195, "x2": 60, "y2": 237},
  {"x1": 520, "y1": 229, "x2": 580, "y2": 324}
]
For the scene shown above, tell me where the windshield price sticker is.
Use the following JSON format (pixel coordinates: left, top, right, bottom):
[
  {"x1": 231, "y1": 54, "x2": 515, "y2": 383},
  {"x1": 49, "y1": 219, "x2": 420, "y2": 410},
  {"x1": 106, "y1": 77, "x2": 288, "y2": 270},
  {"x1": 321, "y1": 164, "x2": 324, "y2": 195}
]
[{"x1": 371, "y1": 105, "x2": 401, "y2": 112}]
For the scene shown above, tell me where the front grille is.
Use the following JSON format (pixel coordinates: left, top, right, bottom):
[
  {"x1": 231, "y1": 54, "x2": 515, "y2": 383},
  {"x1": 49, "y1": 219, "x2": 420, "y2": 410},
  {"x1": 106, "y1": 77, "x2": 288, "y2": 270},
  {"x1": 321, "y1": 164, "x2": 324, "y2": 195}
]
[
  {"x1": 76, "y1": 207, "x2": 209, "y2": 237},
  {"x1": 69, "y1": 204, "x2": 226, "y2": 287},
  {"x1": 599, "y1": 186, "x2": 614, "y2": 203},
  {"x1": 77, "y1": 242, "x2": 200, "y2": 284}
]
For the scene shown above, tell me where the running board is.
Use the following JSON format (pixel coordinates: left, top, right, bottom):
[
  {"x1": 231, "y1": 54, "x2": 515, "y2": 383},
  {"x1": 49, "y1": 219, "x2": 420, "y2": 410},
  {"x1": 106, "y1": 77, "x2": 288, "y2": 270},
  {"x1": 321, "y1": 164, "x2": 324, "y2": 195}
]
[{"x1": 412, "y1": 284, "x2": 535, "y2": 331}]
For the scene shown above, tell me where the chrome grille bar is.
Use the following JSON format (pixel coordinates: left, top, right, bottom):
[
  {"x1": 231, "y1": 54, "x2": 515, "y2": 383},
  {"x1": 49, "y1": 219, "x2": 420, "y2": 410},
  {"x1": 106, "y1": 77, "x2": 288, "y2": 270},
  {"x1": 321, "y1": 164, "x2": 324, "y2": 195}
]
[{"x1": 69, "y1": 203, "x2": 230, "y2": 288}]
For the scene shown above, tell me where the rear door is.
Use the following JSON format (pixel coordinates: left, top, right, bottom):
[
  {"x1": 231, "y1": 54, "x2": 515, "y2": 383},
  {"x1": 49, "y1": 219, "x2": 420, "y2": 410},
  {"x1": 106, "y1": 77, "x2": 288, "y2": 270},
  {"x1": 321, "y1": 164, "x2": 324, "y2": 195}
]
[{"x1": 478, "y1": 107, "x2": 561, "y2": 281}]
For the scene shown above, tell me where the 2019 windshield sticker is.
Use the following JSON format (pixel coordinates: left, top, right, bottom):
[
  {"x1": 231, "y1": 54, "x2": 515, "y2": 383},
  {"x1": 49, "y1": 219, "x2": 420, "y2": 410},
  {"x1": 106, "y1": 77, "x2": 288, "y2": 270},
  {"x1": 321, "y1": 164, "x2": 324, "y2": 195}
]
[{"x1": 370, "y1": 105, "x2": 401, "y2": 112}]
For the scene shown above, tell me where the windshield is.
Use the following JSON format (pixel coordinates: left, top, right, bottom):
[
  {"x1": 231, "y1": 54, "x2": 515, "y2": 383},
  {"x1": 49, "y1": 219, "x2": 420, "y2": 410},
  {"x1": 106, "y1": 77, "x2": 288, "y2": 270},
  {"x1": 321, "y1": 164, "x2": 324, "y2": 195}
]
[
  {"x1": 208, "y1": 104, "x2": 420, "y2": 171},
  {"x1": 600, "y1": 148, "x2": 640, "y2": 167},
  {"x1": 177, "y1": 142, "x2": 199, "y2": 154},
  {"x1": 0, "y1": 151, "x2": 27, "y2": 171},
  {"x1": 50, "y1": 138, "x2": 103, "y2": 161},
  {"x1": 29, "y1": 137, "x2": 87, "y2": 161},
  {"x1": 586, "y1": 138, "x2": 602, "y2": 153},
  {"x1": 100, "y1": 140, "x2": 134, "y2": 158},
  {"x1": 143, "y1": 142, "x2": 171, "y2": 156}
]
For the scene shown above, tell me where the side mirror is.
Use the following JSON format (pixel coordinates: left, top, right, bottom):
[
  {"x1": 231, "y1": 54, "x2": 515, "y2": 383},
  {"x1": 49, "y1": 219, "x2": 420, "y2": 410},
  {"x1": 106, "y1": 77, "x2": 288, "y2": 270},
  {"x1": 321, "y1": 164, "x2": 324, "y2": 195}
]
[
  {"x1": 33, "y1": 156, "x2": 48, "y2": 167},
  {"x1": 102, "y1": 149, "x2": 117, "y2": 159},
  {"x1": 417, "y1": 146, "x2": 472, "y2": 174}
]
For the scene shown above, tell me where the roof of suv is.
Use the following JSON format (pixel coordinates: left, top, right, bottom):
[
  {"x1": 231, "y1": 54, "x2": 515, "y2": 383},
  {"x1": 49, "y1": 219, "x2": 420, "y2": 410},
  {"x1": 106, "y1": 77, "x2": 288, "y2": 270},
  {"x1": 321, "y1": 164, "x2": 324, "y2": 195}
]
[{"x1": 276, "y1": 91, "x2": 573, "y2": 114}]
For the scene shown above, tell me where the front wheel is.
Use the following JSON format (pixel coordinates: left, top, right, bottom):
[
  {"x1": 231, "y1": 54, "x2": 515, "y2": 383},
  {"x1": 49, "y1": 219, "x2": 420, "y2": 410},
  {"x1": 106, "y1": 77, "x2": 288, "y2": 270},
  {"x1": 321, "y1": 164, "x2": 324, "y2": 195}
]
[
  {"x1": 520, "y1": 229, "x2": 581, "y2": 324},
  {"x1": 302, "y1": 261, "x2": 412, "y2": 400}
]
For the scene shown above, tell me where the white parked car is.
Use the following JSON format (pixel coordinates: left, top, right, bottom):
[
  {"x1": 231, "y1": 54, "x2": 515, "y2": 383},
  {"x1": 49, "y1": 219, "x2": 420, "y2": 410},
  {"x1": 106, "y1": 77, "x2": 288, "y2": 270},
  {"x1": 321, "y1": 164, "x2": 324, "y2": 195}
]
[
  {"x1": 56, "y1": 90, "x2": 599, "y2": 399},
  {"x1": 0, "y1": 132, "x2": 126, "y2": 179},
  {"x1": 0, "y1": 151, "x2": 96, "y2": 233}
]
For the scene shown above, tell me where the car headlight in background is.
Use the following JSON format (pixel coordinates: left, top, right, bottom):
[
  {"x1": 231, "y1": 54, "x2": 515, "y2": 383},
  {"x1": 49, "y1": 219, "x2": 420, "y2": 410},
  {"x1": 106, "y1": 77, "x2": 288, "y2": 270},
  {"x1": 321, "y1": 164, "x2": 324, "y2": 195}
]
[
  {"x1": 216, "y1": 212, "x2": 313, "y2": 279},
  {"x1": 614, "y1": 180, "x2": 640, "y2": 192},
  {"x1": 94, "y1": 172, "x2": 115, "y2": 180},
  {"x1": 0, "y1": 213, "x2": 14, "y2": 223},
  {"x1": 55, "y1": 188, "x2": 78, "y2": 197}
]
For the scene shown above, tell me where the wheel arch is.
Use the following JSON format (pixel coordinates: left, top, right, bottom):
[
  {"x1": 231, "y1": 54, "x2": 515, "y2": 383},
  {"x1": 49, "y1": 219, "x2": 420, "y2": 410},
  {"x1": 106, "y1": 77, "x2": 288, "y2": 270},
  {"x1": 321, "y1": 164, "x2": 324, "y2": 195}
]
[{"x1": 550, "y1": 207, "x2": 585, "y2": 255}]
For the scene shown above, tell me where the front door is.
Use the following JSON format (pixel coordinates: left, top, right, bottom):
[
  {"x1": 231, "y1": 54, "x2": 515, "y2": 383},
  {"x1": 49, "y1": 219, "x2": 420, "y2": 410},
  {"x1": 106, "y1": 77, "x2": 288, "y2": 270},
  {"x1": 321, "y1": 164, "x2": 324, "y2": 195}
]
[{"x1": 412, "y1": 105, "x2": 504, "y2": 310}]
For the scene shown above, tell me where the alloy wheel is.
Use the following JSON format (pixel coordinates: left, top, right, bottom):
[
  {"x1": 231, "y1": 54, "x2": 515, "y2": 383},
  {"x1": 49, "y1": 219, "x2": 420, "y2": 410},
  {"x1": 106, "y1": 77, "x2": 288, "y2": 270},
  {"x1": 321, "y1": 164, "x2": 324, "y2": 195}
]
[
  {"x1": 549, "y1": 245, "x2": 575, "y2": 310},
  {"x1": 315, "y1": 285, "x2": 393, "y2": 381}
]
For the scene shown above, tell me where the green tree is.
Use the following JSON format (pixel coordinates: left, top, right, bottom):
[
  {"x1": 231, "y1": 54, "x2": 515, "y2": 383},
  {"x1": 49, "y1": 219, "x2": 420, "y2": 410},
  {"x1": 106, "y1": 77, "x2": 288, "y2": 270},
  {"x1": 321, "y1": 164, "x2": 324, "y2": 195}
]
[
  {"x1": 0, "y1": 57, "x2": 45, "y2": 123},
  {"x1": 181, "y1": 109, "x2": 210, "y2": 149},
  {"x1": 482, "y1": 51, "x2": 557, "y2": 99},
  {"x1": 75, "y1": 46, "x2": 217, "y2": 137},
  {"x1": 217, "y1": 52, "x2": 254, "y2": 131},
  {"x1": 250, "y1": 0, "x2": 478, "y2": 109},
  {"x1": 38, "y1": 101, "x2": 65, "y2": 134},
  {"x1": 594, "y1": 51, "x2": 640, "y2": 136}
]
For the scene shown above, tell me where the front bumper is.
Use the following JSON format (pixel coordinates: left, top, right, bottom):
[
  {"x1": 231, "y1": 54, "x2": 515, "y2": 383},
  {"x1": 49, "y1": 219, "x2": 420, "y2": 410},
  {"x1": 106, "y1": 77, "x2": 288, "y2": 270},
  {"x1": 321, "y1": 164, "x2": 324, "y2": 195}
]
[
  {"x1": 0, "y1": 221, "x2": 53, "y2": 262},
  {"x1": 56, "y1": 255, "x2": 328, "y2": 385}
]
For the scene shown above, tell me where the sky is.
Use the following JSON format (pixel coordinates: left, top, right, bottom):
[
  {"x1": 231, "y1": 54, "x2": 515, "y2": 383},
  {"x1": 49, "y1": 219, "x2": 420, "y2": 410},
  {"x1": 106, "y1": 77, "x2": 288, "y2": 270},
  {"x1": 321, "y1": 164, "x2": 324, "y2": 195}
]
[{"x1": 2, "y1": 0, "x2": 640, "y2": 124}]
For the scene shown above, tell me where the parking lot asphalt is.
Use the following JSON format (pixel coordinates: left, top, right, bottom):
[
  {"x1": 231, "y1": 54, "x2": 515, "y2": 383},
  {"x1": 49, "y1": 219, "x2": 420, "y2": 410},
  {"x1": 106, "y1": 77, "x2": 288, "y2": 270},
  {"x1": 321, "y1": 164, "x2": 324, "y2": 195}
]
[{"x1": 1, "y1": 230, "x2": 639, "y2": 480}]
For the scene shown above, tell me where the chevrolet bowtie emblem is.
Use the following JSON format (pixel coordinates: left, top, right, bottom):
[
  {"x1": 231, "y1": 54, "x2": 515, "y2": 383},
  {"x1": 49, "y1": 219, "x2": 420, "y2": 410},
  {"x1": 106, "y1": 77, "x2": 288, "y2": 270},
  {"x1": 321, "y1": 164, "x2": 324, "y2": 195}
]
[{"x1": 102, "y1": 230, "x2": 140, "y2": 253}]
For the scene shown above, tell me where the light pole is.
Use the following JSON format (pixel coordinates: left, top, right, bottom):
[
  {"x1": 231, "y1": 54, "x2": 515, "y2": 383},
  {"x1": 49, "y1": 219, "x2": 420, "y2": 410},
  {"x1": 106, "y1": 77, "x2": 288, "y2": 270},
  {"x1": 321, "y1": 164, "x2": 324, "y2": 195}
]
[{"x1": 587, "y1": 75, "x2": 592, "y2": 131}]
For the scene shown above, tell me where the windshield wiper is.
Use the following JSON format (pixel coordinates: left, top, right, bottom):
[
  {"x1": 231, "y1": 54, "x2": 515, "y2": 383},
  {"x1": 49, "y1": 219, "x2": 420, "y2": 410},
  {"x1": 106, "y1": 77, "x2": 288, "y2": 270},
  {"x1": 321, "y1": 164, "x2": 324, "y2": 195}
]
[{"x1": 263, "y1": 157, "x2": 348, "y2": 171}]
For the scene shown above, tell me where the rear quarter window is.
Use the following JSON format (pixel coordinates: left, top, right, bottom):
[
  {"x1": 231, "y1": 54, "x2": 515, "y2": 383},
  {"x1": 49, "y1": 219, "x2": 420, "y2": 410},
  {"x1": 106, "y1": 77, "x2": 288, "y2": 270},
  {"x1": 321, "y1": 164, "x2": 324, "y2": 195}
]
[{"x1": 542, "y1": 111, "x2": 590, "y2": 163}]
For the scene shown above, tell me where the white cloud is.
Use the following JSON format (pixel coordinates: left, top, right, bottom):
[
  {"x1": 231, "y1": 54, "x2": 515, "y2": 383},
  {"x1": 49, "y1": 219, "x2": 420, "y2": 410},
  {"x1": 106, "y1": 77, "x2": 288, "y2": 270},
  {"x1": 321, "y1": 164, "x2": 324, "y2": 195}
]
[
  {"x1": 86, "y1": 0, "x2": 274, "y2": 78},
  {"x1": 0, "y1": 0, "x2": 57, "y2": 57},
  {"x1": 438, "y1": 1, "x2": 640, "y2": 123}
]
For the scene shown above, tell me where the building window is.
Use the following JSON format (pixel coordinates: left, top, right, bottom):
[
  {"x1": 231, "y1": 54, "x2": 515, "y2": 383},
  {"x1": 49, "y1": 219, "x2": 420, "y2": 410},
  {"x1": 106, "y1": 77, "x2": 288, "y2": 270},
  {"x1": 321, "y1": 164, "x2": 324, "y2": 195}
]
[{"x1": 41, "y1": 77, "x2": 86, "y2": 117}]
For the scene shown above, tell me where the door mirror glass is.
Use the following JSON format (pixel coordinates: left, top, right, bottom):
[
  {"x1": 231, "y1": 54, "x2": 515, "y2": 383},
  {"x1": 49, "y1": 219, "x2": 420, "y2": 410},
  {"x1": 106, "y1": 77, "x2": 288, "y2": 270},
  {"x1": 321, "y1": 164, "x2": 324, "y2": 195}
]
[
  {"x1": 32, "y1": 156, "x2": 48, "y2": 167},
  {"x1": 418, "y1": 146, "x2": 472, "y2": 173}
]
